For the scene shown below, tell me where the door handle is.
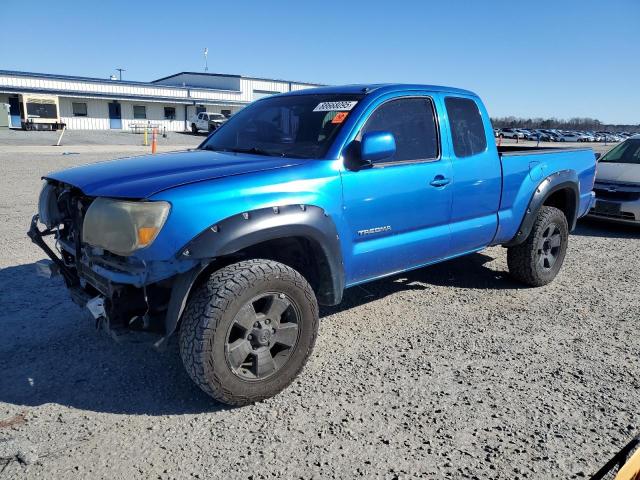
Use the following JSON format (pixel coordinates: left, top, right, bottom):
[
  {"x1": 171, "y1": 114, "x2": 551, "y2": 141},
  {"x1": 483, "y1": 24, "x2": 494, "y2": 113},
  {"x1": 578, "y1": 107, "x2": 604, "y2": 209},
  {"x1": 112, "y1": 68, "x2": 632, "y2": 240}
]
[{"x1": 430, "y1": 175, "x2": 451, "y2": 187}]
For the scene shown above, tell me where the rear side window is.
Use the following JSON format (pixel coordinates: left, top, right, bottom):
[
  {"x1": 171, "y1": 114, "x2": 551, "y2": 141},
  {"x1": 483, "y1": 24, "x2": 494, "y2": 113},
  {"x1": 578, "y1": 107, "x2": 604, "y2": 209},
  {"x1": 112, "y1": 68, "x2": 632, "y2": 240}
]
[
  {"x1": 362, "y1": 97, "x2": 439, "y2": 163},
  {"x1": 445, "y1": 97, "x2": 487, "y2": 158}
]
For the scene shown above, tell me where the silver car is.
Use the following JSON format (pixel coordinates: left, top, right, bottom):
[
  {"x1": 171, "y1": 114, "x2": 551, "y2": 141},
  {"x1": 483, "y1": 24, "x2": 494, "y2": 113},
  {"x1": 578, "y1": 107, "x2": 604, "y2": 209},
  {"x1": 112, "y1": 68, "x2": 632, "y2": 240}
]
[{"x1": 589, "y1": 135, "x2": 640, "y2": 224}]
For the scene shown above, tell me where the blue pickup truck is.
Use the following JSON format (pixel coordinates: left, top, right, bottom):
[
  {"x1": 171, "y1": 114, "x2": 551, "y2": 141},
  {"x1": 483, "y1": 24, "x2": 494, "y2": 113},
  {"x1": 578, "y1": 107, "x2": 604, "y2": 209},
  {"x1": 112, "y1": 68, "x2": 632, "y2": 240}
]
[{"x1": 29, "y1": 84, "x2": 597, "y2": 405}]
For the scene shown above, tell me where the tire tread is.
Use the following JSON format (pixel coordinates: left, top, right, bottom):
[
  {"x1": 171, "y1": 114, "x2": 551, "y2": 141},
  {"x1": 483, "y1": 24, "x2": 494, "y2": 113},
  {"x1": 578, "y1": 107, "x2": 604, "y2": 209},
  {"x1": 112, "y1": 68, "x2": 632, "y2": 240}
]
[
  {"x1": 507, "y1": 206, "x2": 569, "y2": 287},
  {"x1": 179, "y1": 259, "x2": 318, "y2": 406}
]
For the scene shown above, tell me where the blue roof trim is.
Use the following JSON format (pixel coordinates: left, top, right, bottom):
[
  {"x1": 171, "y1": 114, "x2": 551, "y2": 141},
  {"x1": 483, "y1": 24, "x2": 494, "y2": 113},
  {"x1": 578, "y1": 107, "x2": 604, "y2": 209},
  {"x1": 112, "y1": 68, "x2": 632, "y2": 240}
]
[
  {"x1": 0, "y1": 86, "x2": 249, "y2": 106},
  {"x1": 152, "y1": 71, "x2": 324, "y2": 87},
  {"x1": 0, "y1": 69, "x2": 322, "y2": 91},
  {"x1": 0, "y1": 70, "x2": 238, "y2": 93}
]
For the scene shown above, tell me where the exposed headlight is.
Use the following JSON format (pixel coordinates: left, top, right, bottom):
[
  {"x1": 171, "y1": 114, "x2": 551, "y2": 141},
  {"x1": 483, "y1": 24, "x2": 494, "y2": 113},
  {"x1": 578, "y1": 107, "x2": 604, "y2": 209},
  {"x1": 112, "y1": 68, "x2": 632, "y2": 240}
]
[
  {"x1": 82, "y1": 198, "x2": 170, "y2": 256},
  {"x1": 38, "y1": 181, "x2": 62, "y2": 229}
]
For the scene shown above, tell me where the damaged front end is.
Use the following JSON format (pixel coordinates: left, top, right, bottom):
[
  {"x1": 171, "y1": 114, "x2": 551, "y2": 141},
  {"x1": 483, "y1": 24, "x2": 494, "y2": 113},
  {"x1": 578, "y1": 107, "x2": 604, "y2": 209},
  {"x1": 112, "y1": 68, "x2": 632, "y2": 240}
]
[{"x1": 28, "y1": 181, "x2": 204, "y2": 349}]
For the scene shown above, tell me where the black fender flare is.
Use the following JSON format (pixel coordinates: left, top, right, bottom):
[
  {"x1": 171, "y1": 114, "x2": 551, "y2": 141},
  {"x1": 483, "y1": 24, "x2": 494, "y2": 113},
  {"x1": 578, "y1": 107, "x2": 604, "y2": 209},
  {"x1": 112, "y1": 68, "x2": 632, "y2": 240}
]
[
  {"x1": 156, "y1": 205, "x2": 344, "y2": 347},
  {"x1": 503, "y1": 170, "x2": 580, "y2": 247}
]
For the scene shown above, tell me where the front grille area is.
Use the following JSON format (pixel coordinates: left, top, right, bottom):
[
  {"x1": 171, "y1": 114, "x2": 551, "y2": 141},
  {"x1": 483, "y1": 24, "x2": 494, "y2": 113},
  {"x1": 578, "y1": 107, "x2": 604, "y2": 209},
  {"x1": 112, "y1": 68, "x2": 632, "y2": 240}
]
[
  {"x1": 589, "y1": 208, "x2": 636, "y2": 221},
  {"x1": 79, "y1": 263, "x2": 111, "y2": 296},
  {"x1": 593, "y1": 188, "x2": 640, "y2": 202}
]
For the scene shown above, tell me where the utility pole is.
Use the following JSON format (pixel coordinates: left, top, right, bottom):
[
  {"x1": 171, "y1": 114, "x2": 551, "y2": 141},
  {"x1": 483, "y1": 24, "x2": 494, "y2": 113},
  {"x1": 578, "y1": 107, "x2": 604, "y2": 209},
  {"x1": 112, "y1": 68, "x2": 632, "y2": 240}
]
[
  {"x1": 116, "y1": 68, "x2": 125, "y2": 81},
  {"x1": 203, "y1": 48, "x2": 208, "y2": 72}
]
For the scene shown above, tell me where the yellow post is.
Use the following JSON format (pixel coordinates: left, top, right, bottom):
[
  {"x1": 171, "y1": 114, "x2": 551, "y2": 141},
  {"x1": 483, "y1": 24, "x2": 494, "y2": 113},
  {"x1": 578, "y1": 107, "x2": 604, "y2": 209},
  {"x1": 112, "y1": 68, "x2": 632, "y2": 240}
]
[{"x1": 143, "y1": 128, "x2": 148, "y2": 146}]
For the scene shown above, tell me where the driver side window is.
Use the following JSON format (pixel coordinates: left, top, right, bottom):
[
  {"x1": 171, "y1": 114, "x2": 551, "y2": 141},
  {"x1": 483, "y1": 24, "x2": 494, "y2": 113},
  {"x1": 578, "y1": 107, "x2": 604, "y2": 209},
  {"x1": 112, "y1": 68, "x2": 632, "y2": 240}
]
[{"x1": 362, "y1": 97, "x2": 439, "y2": 163}]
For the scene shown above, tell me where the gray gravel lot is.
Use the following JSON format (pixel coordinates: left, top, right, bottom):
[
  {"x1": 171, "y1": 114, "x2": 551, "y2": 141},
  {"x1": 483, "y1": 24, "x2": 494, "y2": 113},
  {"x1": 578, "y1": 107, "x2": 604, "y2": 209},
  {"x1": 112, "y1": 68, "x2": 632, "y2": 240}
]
[
  {"x1": 0, "y1": 128, "x2": 207, "y2": 147},
  {"x1": 0, "y1": 133, "x2": 638, "y2": 479}
]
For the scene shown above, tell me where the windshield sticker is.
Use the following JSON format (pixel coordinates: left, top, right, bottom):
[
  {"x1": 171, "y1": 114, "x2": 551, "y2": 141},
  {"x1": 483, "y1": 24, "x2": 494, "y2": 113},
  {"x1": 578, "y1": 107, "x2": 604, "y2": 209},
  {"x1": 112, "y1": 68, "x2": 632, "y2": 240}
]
[
  {"x1": 313, "y1": 101, "x2": 358, "y2": 112},
  {"x1": 331, "y1": 111, "x2": 349, "y2": 124}
]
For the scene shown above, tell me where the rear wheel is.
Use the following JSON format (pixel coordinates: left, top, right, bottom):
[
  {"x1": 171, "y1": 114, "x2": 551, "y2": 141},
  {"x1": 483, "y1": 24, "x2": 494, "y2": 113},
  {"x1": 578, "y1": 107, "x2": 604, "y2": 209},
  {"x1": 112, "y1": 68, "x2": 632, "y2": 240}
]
[
  {"x1": 507, "y1": 206, "x2": 569, "y2": 287},
  {"x1": 179, "y1": 259, "x2": 319, "y2": 406}
]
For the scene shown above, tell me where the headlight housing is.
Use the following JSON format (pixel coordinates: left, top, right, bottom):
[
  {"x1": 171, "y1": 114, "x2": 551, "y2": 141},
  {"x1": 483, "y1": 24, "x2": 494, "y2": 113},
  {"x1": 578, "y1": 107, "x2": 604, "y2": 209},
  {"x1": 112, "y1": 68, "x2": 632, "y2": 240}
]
[
  {"x1": 38, "y1": 181, "x2": 63, "y2": 229},
  {"x1": 82, "y1": 198, "x2": 170, "y2": 256}
]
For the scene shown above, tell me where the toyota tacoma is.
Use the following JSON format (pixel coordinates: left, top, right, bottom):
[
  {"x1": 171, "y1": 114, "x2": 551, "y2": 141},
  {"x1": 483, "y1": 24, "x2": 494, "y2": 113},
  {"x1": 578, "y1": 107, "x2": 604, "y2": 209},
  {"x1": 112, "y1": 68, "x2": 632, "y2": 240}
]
[{"x1": 29, "y1": 84, "x2": 597, "y2": 405}]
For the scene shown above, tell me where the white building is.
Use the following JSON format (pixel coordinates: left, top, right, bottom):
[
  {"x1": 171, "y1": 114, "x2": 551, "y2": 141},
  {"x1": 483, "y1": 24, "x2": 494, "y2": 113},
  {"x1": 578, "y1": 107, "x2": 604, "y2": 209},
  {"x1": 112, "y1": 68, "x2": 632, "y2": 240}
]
[{"x1": 0, "y1": 70, "x2": 321, "y2": 131}]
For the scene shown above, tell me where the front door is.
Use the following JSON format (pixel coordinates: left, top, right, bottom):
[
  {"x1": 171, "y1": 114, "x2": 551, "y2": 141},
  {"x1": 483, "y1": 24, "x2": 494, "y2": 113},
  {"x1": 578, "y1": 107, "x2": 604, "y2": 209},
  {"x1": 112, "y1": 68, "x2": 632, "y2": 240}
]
[
  {"x1": 8, "y1": 96, "x2": 21, "y2": 128},
  {"x1": 108, "y1": 102, "x2": 122, "y2": 129},
  {"x1": 340, "y1": 96, "x2": 453, "y2": 285}
]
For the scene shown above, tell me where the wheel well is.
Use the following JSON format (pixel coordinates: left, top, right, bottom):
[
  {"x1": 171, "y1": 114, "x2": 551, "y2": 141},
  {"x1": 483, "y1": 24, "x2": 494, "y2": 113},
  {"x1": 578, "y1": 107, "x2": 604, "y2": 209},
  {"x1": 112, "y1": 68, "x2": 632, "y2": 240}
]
[
  {"x1": 193, "y1": 236, "x2": 336, "y2": 306},
  {"x1": 543, "y1": 188, "x2": 577, "y2": 229}
]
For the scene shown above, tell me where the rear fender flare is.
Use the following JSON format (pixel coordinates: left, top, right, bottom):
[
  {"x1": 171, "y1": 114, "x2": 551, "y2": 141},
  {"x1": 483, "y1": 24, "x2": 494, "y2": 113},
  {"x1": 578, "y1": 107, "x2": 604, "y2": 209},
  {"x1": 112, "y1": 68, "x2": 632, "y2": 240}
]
[{"x1": 504, "y1": 170, "x2": 579, "y2": 247}]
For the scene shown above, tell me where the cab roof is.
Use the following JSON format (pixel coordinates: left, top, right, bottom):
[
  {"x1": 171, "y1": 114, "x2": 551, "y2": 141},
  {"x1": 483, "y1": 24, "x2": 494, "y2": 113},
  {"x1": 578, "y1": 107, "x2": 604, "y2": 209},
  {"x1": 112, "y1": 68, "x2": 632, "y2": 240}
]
[{"x1": 283, "y1": 83, "x2": 478, "y2": 98}]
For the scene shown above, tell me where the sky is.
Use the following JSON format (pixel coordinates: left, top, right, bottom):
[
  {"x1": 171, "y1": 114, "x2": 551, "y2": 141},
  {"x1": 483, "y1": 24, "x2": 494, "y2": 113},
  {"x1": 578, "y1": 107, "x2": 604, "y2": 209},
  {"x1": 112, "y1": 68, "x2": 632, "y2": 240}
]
[{"x1": 1, "y1": 0, "x2": 638, "y2": 124}]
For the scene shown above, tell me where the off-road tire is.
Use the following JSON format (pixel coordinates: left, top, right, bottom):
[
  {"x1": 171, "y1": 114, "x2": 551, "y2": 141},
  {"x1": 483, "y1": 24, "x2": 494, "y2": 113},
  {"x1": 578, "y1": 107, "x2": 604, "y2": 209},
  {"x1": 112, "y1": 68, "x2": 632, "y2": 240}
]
[
  {"x1": 179, "y1": 259, "x2": 319, "y2": 406},
  {"x1": 507, "y1": 206, "x2": 569, "y2": 287}
]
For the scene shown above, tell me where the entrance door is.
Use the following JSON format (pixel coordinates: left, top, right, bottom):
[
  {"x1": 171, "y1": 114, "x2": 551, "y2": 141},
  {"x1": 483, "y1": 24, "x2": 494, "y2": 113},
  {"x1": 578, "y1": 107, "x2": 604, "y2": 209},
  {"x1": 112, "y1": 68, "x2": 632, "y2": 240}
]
[
  {"x1": 8, "y1": 96, "x2": 21, "y2": 128},
  {"x1": 108, "y1": 102, "x2": 122, "y2": 129}
]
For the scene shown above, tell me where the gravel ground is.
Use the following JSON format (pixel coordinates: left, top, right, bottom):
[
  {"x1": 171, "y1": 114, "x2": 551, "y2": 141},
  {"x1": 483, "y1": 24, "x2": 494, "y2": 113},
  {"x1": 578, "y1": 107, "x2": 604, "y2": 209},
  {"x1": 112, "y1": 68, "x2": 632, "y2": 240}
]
[
  {"x1": 0, "y1": 135, "x2": 638, "y2": 479},
  {"x1": 0, "y1": 128, "x2": 207, "y2": 147}
]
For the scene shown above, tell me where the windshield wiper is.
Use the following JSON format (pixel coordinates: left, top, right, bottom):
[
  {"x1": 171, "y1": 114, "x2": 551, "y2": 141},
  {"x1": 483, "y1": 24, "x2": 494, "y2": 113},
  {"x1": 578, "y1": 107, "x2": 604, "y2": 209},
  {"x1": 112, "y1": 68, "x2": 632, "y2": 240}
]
[
  {"x1": 202, "y1": 145, "x2": 282, "y2": 157},
  {"x1": 227, "y1": 147, "x2": 283, "y2": 157}
]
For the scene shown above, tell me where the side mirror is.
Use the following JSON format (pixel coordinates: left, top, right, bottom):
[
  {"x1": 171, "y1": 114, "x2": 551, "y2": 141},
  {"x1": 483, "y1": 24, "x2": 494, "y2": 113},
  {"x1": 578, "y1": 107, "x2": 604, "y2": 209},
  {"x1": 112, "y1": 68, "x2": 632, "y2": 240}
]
[
  {"x1": 594, "y1": 152, "x2": 601, "y2": 161},
  {"x1": 361, "y1": 131, "x2": 396, "y2": 163}
]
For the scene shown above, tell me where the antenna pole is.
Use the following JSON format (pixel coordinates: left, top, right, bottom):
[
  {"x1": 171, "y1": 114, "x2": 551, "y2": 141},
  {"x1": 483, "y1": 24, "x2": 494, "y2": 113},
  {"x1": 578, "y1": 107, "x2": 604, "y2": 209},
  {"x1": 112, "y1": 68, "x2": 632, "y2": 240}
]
[
  {"x1": 116, "y1": 68, "x2": 125, "y2": 81},
  {"x1": 204, "y1": 48, "x2": 208, "y2": 72}
]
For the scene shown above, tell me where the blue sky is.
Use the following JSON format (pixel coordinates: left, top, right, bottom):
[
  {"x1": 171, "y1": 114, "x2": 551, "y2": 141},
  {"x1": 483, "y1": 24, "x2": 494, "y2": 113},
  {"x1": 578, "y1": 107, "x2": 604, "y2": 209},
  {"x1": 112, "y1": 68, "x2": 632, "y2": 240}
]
[{"x1": 1, "y1": 0, "x2": 638, "y2": 124}]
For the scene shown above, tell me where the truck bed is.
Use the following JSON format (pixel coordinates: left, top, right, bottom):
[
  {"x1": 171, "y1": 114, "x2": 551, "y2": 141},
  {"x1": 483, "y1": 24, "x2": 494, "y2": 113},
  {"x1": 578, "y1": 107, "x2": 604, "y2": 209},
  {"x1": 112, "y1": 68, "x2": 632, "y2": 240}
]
[
  {"x1": 492, "y1": 145, "x2": 597, "y2": 244},
  {"x1": 498, "y1": 145, "x2": 593, "y2": 156}
]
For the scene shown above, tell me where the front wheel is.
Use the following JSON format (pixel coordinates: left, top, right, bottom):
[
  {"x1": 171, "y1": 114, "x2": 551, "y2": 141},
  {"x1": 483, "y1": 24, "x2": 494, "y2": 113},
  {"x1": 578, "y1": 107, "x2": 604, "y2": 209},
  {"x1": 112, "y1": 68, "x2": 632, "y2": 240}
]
[
  {"x1": 179, "y1": 259, "x2": 319, "y2": 406},
  {"x1": 507, "y1": 206, "x2": 569, "y2": 287}
]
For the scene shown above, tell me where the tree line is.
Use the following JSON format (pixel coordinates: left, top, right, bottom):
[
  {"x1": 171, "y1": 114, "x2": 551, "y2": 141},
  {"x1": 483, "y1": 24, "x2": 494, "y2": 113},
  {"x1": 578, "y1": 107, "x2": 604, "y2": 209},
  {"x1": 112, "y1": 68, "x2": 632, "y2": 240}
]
[{"x1": 490, "y1": 116, "x2": 640, "y2": 133}]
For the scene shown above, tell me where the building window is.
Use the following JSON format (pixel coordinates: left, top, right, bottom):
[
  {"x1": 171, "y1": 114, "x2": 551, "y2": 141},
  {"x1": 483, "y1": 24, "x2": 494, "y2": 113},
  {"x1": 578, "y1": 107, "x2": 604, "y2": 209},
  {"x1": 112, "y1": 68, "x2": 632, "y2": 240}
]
[
  {"x1": 164, "y1": 107, "x2": 176, "y2": 120},
  {"x1": 72, "y1": 102, "x2": 87, "y2": 117},
  {"x1": 133, "y1": 105, "x2": 147, "y2": 120},
  {"x1": 221, "y1": 109, "x2": 231, "y2": 117}
]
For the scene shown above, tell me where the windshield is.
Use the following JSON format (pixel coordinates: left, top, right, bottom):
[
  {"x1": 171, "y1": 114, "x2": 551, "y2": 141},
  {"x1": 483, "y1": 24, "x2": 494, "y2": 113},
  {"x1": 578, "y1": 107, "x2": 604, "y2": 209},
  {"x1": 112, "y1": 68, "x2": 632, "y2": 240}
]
[
  {"x1": 200, "y1": 93, "x2": 363, "y2": 159},
  {"x1": 600, "y1": 139, "x2": 640, "y2": 164}
]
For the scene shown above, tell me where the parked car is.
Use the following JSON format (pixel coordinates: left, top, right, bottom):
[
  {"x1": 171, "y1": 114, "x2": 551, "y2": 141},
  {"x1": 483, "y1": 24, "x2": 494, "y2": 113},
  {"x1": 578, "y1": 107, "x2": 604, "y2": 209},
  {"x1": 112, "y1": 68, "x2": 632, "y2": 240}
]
[
  {"x1": 497, "y1": 128, "x2": 524, "y2": 139},
  {"x1": 556, "y1": 132, "x2": 582, "y2": 142},
  {"x1": 207, "y1": 113, "x2": 227, "y2": 132},
  {"x1": 593, "y1": 134, "x2": 604, "y2": 142},
  {"x1": 527, "y1": 130, "x2": 551, "y2": 141},
  {"x1": 577, "y1": 133, "x2": 595, "y2": 142},
  {"x1": 190, "y1": 112, "x2": 227, "y2": 134},
  {"x1": 589, "y1": 135, "x2": 640, "y2": 224},
  {"x1": 29, "y1": 84, "x2": 597, "y2": 405},
  {"x1": 539, "y1": 129, "x2": 562, "y2": 142}
]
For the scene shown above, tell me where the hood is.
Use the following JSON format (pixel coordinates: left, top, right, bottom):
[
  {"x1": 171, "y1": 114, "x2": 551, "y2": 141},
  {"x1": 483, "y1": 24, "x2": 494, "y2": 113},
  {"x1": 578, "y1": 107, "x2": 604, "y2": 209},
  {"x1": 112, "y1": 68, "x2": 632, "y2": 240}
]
[
  {"x1": 46, "y1": 150, "x2": 305, "y2": 199},
  {"x1": 596, "y1": 162, "x2": 640, "y2": 185}
]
